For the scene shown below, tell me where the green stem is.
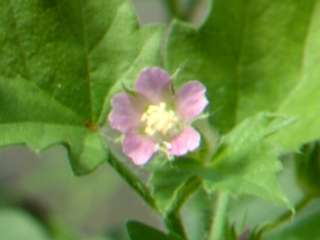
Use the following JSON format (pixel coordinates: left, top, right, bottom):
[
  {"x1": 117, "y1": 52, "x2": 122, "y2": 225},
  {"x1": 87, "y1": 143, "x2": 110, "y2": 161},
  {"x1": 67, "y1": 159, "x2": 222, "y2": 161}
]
[
  {"x1": 208, "y1": 192, "x2": 229, "y2": 240},
  {"x1": 255, "y1": 194, "x2": 313, "y2": 239},
  {"x1": 165, "y1": 213, "x2": 187, "y2": 240},
  {"x1": 165, "y1": 177, "x2": 202, "y2": 239},
  {"x1": 108, "y1": 154, "x2": 202, "y2": 240},
  {"x1": 166, "y1": 176, "x2": 202, "y2": 214},
  {"x1": 108, "y1": 154, "x2": 158, "y2": 212}
]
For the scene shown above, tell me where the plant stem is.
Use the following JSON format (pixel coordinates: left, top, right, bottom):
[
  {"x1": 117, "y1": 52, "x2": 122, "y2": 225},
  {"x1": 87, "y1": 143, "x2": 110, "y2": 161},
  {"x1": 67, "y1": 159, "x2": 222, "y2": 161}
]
[
  {"x1": 165, "y1": 212, "x2": 187, "y2": 240},
  {"x1": 165, "y1": 177, "x2": 202, "y2": 239},
  {"x1": 108, "y1": 154, "x2": 158, "y2": 212},
  {"x1": 108, "y1": 153, "x2": 203, "y2": 240},
  {"x1": 255, "y1": 194, "x2": 313, "y2": 239},
  {"x1": 208, "y1": 192, "x2": 229, "y2": 240},
  {"x1": 166, "y1": 176, "x2": 202, "y2": 214}
]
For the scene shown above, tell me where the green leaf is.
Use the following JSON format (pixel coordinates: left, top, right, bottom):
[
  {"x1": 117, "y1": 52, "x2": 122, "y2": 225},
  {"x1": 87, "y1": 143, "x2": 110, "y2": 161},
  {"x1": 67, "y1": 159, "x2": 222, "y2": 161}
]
[
  {"x1": 0, "y1": 0, "x2": 163, "y2": 173},
  {"x1": 166, "y1": 0, "x2": 320, "y2": 151},
  {"x1": 264, "y1": 201, "x2": 320, "y2": 240},
  {"x1": 228, "y1": 159, "x2": 303, "y2": 234},
  {"x1": 224, "y1": 222, "x2": 237, "y2": 240},
  {"x1": 204, "y1": 113, "x2": 292, "y2": 206},
  {"x1": 127, "y1": 221, "x2": 172, "y2": 240},
  {"x1": 150, "y1": 113, "x2": 293, "y2": 208},
  {"x1": 295, "y1": 141, "x2": 320, "y2": 196},
  {"x1": 0, "y1": 208, "x2": 50, "y2": 240}
]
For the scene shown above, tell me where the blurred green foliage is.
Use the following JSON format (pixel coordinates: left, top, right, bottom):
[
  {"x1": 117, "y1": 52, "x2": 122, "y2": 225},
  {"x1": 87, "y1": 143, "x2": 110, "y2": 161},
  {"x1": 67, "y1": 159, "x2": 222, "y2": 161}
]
[
  {"x1": 1, "y1": 0, "x2": 320, "y2": 240},
  {"x1": 0, "y1": 208, "x2": 50, "y2": 240}
]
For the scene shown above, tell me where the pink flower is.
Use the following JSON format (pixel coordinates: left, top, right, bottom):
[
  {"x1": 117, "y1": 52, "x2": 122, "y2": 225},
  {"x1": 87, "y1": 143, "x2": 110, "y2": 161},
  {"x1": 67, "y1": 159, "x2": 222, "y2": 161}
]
[{"x1": 108, "y1": 67, "x2": 208, "y2": 165}]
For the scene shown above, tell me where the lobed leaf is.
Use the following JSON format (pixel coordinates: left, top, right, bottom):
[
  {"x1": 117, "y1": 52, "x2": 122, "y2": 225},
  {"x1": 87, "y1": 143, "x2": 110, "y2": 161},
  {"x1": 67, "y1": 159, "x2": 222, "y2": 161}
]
[
  {"x1": 203, "y1": 113, "x2": 293, "y2": 207},
  {"x1": 0, "y1": 0, "x2": 163, "y2": 174}
]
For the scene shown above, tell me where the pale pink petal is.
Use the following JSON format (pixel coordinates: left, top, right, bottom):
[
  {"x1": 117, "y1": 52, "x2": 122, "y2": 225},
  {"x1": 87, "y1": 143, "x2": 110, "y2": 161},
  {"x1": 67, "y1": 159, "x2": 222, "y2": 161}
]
[
  {"x1": 135, "y1": 67, "x2": 171, "y2": 102},
  {"x1": 176, "y1": 81, "x2": 208, "y2": 121},
  {"x1": 123, "y1": 132, "x2": 158, "y2": 165},
  {"x1": 108, "y1": 92, "x2": 141, "y2": 133},
  {"x1": 169, "y1": 127, "x2": 200, "y2": 156}
]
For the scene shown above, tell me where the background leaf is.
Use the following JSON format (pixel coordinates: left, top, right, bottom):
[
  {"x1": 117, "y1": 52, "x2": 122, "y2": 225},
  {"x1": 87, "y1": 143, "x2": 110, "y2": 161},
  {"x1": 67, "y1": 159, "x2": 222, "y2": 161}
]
[
  {"x1": 0, "y1": 208, "x2": 50, "y2": 240},
  {"x1": 165, "y1": 0, "x2": 320, "y2": 153},
  {"x1": 264, "y1": 200, "x2": 320, "y2": 240},
  {"x1": 0, "y1": 0, "x2": 163, "y2": 174}
]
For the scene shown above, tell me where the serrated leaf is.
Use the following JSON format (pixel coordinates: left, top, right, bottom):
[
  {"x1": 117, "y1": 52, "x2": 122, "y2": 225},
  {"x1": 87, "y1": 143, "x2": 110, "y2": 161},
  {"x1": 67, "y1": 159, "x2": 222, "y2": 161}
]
[
  {"x1": 165, "y1": 0, "x2": 320, "y2": 152},
  {"x1": 204, "y1": 113, "x2": 293, "y2": 207},
  {"x1": 127, "y1": 221, "x2": 172, "y2": 240},
  {"x1": 0, "y1": 0, "x2": 163, "y2": 173},
  {"x1": 149, "y1": 113, "x2": 293, "y2": 208}
]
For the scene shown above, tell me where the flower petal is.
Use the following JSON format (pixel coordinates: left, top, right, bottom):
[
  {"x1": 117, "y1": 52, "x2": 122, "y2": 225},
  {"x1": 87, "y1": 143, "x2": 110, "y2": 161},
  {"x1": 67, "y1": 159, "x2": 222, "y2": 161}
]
[
  {"x1": 108, "y1": 92, "x2": 141, "y2": 133},
  {"x1": 176, "y1": 81, "x2": 208, "y2": 121},
  {"x1": 123, "y1": 132, "x2": 158, "y2": 165},
  {"x1": 135, "y1": 67, "x2": 171, "y2": 102},
  {"x1": 169, "y1": 127, "x2": 200, "y2": 156}
]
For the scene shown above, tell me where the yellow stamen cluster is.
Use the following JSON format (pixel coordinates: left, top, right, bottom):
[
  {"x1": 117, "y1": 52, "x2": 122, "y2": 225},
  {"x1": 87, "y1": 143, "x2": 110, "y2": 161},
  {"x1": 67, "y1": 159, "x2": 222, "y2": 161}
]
[{"x1": 141, "y1": 102, "x2": 179, "y2": 137}]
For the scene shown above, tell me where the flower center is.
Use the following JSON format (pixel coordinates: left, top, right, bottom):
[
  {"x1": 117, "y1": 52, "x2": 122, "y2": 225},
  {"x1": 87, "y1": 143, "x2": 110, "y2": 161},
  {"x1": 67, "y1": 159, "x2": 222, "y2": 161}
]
[{"x1": 141, "y1": 102, "x2": 179, "y2": 137}]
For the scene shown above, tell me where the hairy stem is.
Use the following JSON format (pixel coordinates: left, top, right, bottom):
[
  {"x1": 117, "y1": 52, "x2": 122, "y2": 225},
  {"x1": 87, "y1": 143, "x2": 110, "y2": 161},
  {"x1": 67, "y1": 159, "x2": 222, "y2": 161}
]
[
  {"x1": 208, "y1": 192, "x2": 229, "y2": 240},
  {"x1": 108, "y1": 154, "x2": 158, "y2": 212},
  {"x1": 255, "y1": 194, "x2": 314, "y2": 239}
]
